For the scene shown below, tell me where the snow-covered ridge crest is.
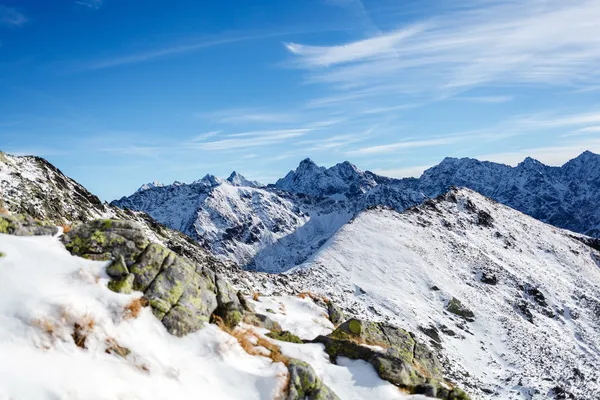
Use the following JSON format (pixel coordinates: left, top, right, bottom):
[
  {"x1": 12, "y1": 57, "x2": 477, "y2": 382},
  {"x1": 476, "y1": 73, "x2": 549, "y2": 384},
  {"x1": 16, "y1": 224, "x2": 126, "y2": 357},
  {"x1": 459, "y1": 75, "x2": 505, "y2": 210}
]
[{"x1": 288, "y1": 187, "x2": 600, "y2": 399}]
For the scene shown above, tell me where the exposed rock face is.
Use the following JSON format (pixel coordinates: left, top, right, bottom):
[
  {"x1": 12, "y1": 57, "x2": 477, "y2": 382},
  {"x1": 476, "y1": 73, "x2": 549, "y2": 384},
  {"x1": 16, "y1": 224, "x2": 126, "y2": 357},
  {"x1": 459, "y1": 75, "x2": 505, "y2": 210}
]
[
  {"x1": 326, "y1": 301, "x2": 345, "y2": 326},
  {"x1": 286, "y1": 359, "x2": 340, "y2": 400},
  {"x1": 0, "y1": 214, "x2": 59, "y2": 236},
  {"x1": 313, "y1": 318, "x2": 469, "y2": 399},
  {"x1": 62, "y1": 219, "x2": 243, "y2": 337},
  {"x1": 0, "y1": 152, "x2": 107, "y2": 223},
  {"x1": 446, "y1": 298, "x2": 475, "y2": 321}
]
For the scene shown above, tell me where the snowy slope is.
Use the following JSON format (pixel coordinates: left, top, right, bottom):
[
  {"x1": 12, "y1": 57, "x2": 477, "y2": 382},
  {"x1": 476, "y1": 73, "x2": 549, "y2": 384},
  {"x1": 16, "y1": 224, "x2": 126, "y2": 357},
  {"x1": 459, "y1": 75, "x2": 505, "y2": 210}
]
[
  {"x1": 0, "y1": 233, "x2": 424, "y2": 400},
  {"x1": 288, "y1": 188, "x2": 600, "y2": 399},
  {"x1": 418, "y1": 151, "x2": 600, "y2": 237},
  {"x1": 113, "y1": 177, "x2": 354, "y2": 271},
  {"x1": 0, "y1": 151, "x2": 108, "y2": 223}
]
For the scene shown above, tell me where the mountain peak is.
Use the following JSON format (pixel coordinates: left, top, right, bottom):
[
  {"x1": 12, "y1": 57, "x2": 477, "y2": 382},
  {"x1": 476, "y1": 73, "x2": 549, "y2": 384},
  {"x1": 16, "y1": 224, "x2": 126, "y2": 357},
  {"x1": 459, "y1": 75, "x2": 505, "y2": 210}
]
[
  {"x1": 137, "y1": 181, "x2": 165, "y2": 192},
  {"x1": 275, "y1": 158, "x2": 376, "y2": 197},
  {"x1": 226, "y1": 171, "x2": 261, "y2": 187},
  {"x1": 195, "y1": 174, "x2": 224, "y2": 187},
  {"x1": 517, "y1": 156, "x2": 544, "y2": 169}
]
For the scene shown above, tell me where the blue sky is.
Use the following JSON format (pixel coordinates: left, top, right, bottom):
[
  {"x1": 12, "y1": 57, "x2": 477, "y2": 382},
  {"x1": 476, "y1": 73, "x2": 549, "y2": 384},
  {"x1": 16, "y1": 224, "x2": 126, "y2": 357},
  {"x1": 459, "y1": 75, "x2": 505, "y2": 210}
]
[{"x1": 1, "y1": 0, "x2": 600, "y2": 200}]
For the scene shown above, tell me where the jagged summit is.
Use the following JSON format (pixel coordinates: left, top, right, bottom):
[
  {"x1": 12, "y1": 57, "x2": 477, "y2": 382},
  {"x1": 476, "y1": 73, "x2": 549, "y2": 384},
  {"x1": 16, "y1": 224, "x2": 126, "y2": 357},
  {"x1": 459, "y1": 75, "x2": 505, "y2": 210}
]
[
  {"x1": 275, "y1": 159, "x2": 378, "y2": 198},
  {"x1": 193, "y1": 174, "x2": 224, "y2": 187},
  {"x1": 227, "y1": 171, "x2": 261, "y2": 188},
  {"x1": 137, "y1": 180, "x2": 165, "y2": 192}
]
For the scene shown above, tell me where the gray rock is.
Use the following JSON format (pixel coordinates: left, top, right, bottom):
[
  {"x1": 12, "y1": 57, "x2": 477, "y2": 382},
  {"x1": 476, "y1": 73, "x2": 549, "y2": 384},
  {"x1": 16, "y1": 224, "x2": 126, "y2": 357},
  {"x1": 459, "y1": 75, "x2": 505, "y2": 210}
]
[
  {"x1": 106, "y1": 255, "x2": 129, "y2": 279},
  {"x1": 62, "y1": 219, "x2": 149, "y2": 263},
  {"x1": 326, "y1": 301, "x2": 345, "y2": 326},
  {"x1": 62, "y1": 219, "x2": 245, "y2": 337},
  {"x1": 447, "y1": 298, "x2": 475, "y2": 321},
  {"x1": 313, "y1": 318, "x2": 469, "y2": 399},
  {"x1": 107, "y1": 273, "x2": 135, "y2": 294},
  {"x1": 0, "y1": 214, "x2": 58, "y2": 236},
  {"x1": 286, "y1": 359, "x2": 340, "y2": 400}
]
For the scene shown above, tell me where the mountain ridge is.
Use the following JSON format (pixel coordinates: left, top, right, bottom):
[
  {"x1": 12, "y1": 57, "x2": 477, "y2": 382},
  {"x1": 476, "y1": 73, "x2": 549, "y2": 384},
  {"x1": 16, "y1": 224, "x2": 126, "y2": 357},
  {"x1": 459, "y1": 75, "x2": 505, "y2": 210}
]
[{"x1": 112, "y1": 151, "x2": 600, "y2": 273}]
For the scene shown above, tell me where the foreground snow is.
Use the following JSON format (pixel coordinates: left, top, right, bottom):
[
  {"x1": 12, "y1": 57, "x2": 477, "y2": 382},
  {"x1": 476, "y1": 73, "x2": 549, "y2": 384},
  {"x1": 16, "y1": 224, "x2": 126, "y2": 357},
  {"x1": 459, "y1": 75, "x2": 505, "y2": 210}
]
[
  {"x1": 0, "y1": 233, "x2": 421, "y2": 400},
  {"x1": 292, "y1": 189, "x2": 600, "y2": 399}
]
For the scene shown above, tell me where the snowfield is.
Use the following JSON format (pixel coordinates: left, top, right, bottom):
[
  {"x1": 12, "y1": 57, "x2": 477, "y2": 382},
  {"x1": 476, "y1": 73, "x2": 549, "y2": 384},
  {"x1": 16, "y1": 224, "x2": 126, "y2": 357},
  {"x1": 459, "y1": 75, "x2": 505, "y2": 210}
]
[
  {"x1": 0, "y1": 233, "x2": 423, "y2": 400},
  {"x1": 290, "y1": 188, "x2": 600, "y2": 399}
]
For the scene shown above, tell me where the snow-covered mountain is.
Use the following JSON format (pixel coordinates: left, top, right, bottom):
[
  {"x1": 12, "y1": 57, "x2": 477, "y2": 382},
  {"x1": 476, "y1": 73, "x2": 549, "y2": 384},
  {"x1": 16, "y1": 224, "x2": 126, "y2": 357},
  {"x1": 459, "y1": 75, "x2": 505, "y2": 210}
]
[
  {"x1": 227, "y1": 171, "x2": 262, "y2": 188},
  {"x1": 114, "y1": 151, "x2": 600, "y2": 272},
  {"x1": 137, "y1": 180, "x2": 165, "y2": 192},
  {"x1": 418, "y1": 151, "x2": 600, "y2": 237},
  {"x1": 286, "y1": 188, "x2": 600, "y2": 399},
  {"x1": 0, "y1": 151, "x2": 108, "y2": 223},
  {"x1": 113, "y1": 176, "x2": 354, "y2": 271},
  {"x1": 275, "y1": 159, "x2": 383, "y2": 199}
]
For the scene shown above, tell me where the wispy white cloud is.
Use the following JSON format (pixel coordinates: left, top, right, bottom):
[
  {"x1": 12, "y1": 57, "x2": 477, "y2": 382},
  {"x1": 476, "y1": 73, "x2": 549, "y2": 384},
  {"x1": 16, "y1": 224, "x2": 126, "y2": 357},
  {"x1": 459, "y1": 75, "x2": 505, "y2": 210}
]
[
  {"x1": 190, "y1": 129, "x2": 311, "y2": 150},
  {"x1": 0, "y1": 6, "x2": 27, "y2": 27},
  {"x1": 191, "y1": 131, "x2": 220, "y2": 142},
  {"x1": 285, "y1": 25, "x2": 425, "y2": 67},
  {"x1": 199, "y1": 108, "x2": 298, "y2": 124},
  {"x1": 298, "y1": 126, "x2": 377, "y2": 151},
  {"x1": 75, "y1": 0, "x2": 102, "y2": 10},
  {"x1": 562, "y1": 126, "x2": 600, "y2": 137},
  {"x1": 345, "y1": 136, "x2": 460, "y2": 156},
  {"x1": 286, "y1": 1, "x2": 600, "y2": 96},
  {"x1": 80, "y1": 36, "x2": 251, "y2": 70}
]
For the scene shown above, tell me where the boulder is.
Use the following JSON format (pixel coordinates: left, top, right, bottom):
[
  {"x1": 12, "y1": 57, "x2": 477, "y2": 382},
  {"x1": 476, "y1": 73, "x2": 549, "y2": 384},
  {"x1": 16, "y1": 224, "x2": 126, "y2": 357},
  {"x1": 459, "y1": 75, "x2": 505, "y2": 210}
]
[
  {"x1": 266, "y1": 330, "x2": 303, "y2": 344},
  {"x1": 326, "y1": 301, "x2": 345, "y2": 326},
  {"x1": 329, "y1": 319, "x2": 422, "y2": 368},
  {"x1": 313, "y1": 318, "x2": 468, "y2": 399},
  {"x1": 286, "y1": 359, "x2": 340, "y2": 400},
  {"x1": 0, "y1": 214, "x2": 58, "y2": 236},
  {"x1": 446, "y1": 298, "x2": 475, "y2": 321},
  {"x1": 62, "y1": 219, "x2": 149, "y2": 263},
  {"x1": 62, "y1": 219, "x2": 245, "y2": 337}
]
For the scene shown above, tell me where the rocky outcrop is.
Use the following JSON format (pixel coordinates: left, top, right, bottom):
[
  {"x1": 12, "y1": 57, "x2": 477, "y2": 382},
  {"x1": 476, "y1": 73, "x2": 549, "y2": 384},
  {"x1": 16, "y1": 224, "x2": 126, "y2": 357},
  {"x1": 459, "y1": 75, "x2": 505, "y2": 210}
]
[
  {"x1": 326, "y1": 301, "x2": 345, "y2": 326},
  {"x1": 313, "y1": 318, "x2": 469, "y2": 399},
  {"x1": 0, "y1": 214, "x2": 58, "y2": 236},
  {"x1": 62, "y1": 219, "x2": 244, "y2": 337},
  {"x1": 286, "y1": 359, "x2": 340, "y2": 400},
  {"x1": 446, "y1": 298, "x2": 475, "y2": 321}
]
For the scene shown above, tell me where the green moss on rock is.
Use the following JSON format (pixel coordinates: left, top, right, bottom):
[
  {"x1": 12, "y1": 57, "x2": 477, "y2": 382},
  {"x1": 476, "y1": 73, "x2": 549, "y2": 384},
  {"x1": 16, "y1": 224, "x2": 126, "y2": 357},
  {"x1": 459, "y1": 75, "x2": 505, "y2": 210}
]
[
  {"x1": 266, "y1": 330, "x2": 303, "y2": 344},
  {"x1": 106, "y1": 255, "x2": 129, "y2": 279},
  {"x1": 107, "y1": 274, "x2": 135, "y2": 294},
  {"x1": 286, "y1": 358, "x2": 340, "y2": 400}
]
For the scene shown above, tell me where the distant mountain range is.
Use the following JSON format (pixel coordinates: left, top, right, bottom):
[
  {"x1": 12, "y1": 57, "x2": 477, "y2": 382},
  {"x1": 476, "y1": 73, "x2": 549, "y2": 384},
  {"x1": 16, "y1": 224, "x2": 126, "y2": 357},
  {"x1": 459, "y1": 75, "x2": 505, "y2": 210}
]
[{"x1": 112, "y1": 151, "x2": 600, "y2": 272}]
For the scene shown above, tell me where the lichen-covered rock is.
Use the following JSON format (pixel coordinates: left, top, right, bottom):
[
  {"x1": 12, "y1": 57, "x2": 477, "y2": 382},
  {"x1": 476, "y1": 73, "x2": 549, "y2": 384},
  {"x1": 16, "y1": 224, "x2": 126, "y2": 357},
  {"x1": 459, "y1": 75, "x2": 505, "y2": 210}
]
[
  {"x1": 213, "y1": 276, "x2": 245, "y2": 329},
  {"x1": 62, "y1": 219, "x2": 149, "y2": 263},
  {"x1": 286, "y1": 359, "x2": 340, "y2": 400},
  {"x1": 330, "y1": 319, "x2": 419, "y2": 368},
  {"x1": 446, "y1": 298, "x2": 475, "y2": 321},
  {"x1": 106, "y1": 255, "x2": 129, "y2": 279},
  {"x1": 266, "y1": 330, "x2": 303, "y2": 344},
  {"x1": 0, "y1": 214, "x2": 58, "y2": 236},
  {"x1": 107, "y1": 273, "x2": 135, "y2": 294},
  {"x1": 313, "y1": 318, "x2": 468, "y2": 399},
  {"x1": 62, "y1": 219, "x2": 245, "y2": 337},
  {"x1": 326, "y1": 301, "x2": 345, "y2": 326}
]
